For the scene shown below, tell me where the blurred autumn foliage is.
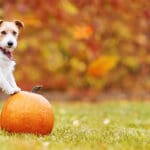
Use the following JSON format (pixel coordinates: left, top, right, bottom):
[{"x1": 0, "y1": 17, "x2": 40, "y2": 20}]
[{"x1": 0, "y1": 0, "x2": 150, "y2": 92}]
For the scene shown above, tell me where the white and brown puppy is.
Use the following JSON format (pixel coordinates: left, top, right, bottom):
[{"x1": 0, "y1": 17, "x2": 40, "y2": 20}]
[{"x1": 0, "y1": 20, "x2": 24, "y2": 94}]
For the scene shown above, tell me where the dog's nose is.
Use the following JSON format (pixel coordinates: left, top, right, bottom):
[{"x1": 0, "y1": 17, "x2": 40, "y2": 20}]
[{"x1": 7, "y1": 41, "x2": 13, "y2": 47}]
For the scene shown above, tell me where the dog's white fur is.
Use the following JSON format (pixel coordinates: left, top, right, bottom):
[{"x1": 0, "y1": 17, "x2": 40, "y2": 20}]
[{"x1": 0, "y1": 21, "x2": 23, "y2": 94}]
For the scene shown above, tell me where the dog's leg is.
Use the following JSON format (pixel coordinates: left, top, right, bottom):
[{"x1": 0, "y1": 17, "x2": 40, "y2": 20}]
[
  {"x1": 6, "y1": 72, "x2": 21, "y2": 92},
  {"x1": 0, "y1": 72, "x2": 18, "y2": 94}
]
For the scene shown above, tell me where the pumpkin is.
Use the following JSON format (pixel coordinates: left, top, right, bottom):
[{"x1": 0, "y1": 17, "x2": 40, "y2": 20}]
[{"x1": 0, "y1": 90, "x2": 54, "y2": 135}]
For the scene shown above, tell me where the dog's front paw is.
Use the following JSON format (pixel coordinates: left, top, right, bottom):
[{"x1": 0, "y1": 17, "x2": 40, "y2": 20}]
[
  {"x1": 5, "y1": 87, "x2": 21, "y2": 95},
  {"x1": 12, "y1": 87, "x2": 21, "y2": 95},
  {"x1": 5, "y1": 89, "x2": 17, "y2": 95},
  {"x1": 14, "y1": 87, "x2": 21, "y2": 92}
]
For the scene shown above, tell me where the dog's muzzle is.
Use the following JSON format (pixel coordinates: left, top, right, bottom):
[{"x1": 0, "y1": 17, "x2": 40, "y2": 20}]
[{"x1": 0, "y1": 47, "x2": 14, "y2": 60}]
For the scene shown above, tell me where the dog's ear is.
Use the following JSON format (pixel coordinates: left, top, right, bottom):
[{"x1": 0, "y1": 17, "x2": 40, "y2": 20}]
[
  {"x1": 14, "y1": 20, "x2": 24, "y2": 29},
  {"x1": 0, "y1": 20, "x2": 3, "y2": 25}
]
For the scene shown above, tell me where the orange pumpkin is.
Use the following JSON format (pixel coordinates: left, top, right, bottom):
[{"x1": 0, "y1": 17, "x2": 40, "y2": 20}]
[{"x1": 0, "y1": 91, "x2": 54, "y2": 135}]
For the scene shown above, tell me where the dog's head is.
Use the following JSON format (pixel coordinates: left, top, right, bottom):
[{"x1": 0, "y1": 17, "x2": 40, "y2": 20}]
[{"x1": 0, "y1": 20, "x2": 24, "y2": 52}]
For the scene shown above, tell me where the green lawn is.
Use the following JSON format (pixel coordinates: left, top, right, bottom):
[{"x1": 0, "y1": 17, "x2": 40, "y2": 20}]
[{"x1": 0, "y1": 101, "x2": 150, "y2": 150}]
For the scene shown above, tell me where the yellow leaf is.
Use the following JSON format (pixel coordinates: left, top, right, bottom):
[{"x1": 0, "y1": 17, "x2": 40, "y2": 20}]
[
  {"x1": 88, "y1": 56, "x2": 119, "y2": 77},
  {"x1": 60, "y1": 0, "x2": 78, "y2": 15}
]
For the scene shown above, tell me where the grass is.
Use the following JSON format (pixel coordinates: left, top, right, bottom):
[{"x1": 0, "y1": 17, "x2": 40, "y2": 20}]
[{"x1": 0, "y1": 101, "x2": 150, "y2": 150}]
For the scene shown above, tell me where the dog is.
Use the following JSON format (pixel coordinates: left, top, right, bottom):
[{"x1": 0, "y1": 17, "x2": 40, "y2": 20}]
[{"x1": 0, "y1": 20, "x2": 24, "y2": 95}]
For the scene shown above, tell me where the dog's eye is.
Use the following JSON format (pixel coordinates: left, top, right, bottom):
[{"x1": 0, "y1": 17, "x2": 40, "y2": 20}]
[
  {"x1": 12, "y1": 31, "x2": 17, "y2": 36},
  {"x1": 1, "y1": 31, "x2": 6, "y2": 35}
]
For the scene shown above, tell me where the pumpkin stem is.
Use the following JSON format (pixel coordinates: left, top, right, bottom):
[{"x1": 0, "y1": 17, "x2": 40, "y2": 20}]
[{"x1": 31, "y1": 85, "x2": 42, "y2": 93}]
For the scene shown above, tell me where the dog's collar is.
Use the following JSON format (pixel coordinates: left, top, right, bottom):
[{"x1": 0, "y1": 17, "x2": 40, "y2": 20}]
[{"x1": 0, "y1": 47, "x2": 14, "y2": 61}]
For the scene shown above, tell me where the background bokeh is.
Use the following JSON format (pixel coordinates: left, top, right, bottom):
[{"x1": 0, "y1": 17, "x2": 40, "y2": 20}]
[{"x1": 0, "y1": 0, "x2": 150, "y2": 97}]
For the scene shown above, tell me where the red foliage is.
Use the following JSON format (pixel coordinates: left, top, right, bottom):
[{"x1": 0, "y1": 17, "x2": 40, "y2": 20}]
[{"x1": 0, "y1": 0, "x2": 150, "y2": 92}]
